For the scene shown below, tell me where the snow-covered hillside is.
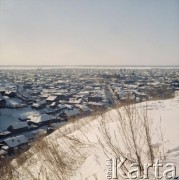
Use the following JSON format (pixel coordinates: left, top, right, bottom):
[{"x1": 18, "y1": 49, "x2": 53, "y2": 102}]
[
  {"x1": 71, "y1": 96, "x2": 179, "y2": 180},
  {"x1": 4, "y1": 96, "x2": 179, "y2": 180}
]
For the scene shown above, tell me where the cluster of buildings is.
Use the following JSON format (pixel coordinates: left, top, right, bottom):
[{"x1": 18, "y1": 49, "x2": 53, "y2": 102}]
[{"x1": 0, "y1": 67, "x2": 178, "y2": 158}]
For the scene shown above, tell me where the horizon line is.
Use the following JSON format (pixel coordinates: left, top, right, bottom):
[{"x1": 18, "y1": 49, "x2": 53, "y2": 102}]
[{"x1": 0, "y1": 65, "x2": 179, "y2": 67}]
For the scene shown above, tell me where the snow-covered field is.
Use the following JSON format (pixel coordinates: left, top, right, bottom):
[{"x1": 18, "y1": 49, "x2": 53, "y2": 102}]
[{"x1": 7, "y1": 96, "x2": 179, "y2": 180}]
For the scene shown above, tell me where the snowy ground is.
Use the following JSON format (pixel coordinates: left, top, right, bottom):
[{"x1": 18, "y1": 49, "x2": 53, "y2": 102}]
[
  {"x1": 0, "y1": 106, "x2": 39, "y2": 131},
  {"x1": 7, "y1": 96, "x2": 179, "y2": 180},
  {"x1": 70, "y1": 96, "x2": 179, "y2": 180}
]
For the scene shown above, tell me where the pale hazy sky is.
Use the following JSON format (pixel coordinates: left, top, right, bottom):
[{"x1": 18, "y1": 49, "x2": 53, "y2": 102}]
[{"x1": 0, "y1": 0, "x2": 179, "y2": 66}]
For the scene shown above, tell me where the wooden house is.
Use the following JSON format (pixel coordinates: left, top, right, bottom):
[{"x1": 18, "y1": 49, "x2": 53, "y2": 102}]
[
  {"x1": 5, "y1": 91, "x2": 16, "y2": 98},
  {"x1": 2, "y1": 135, "x2": 28, "y2": 155},
  {"x1": 28, "y1": 114, "x2": 56, "y2": 126},
  {"x1": 7, "y1": 122, "x2": 29, "y2": 134}
]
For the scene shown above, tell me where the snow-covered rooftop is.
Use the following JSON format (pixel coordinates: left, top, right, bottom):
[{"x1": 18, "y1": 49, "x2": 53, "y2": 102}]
[{"x1": 3, "y1": 135, "x2": 28, "y2": 148}]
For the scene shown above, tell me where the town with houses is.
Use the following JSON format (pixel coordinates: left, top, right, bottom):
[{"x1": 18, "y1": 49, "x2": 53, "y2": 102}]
[{"x1": 0, "y1": 67, "x2": 178, "y2": 159}]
